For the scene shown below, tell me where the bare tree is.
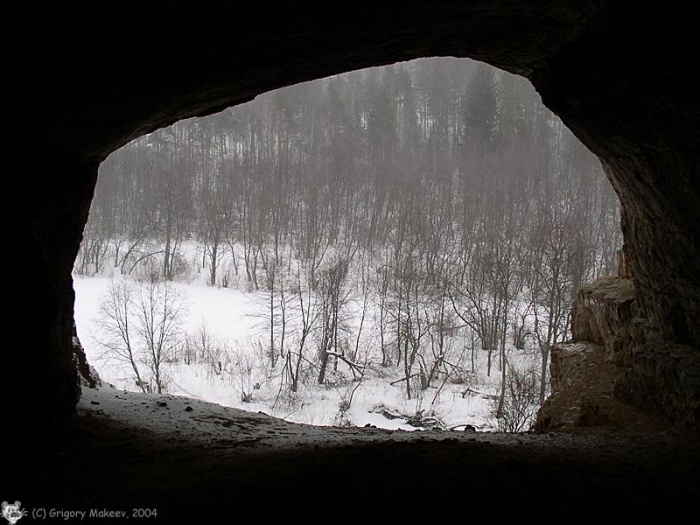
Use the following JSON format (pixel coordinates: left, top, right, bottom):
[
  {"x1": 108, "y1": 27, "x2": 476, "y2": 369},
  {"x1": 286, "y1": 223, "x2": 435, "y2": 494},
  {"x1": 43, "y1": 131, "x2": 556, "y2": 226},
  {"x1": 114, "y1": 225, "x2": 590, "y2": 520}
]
[
  {"x1": 134, "y1": 279, "x2": 188, "y2": 393},
  {"x1": 94, "y1": 279, "x2": 147, "y2": 392},
  {"x1": 493, "y1": 362, "x2": 540, "y2": 432},
  {"x1": 283, "y1": 266, "x2": 320, "y2": 393},
  {"x1": 93, "y1": 278, "x2": 187, "y2": 394},
  {"x1": 317, "y1": 257, "x2": 351, "y2": 385},
  {"x1": 256, "y1": 252, "x2": 292, "y2": 369}
]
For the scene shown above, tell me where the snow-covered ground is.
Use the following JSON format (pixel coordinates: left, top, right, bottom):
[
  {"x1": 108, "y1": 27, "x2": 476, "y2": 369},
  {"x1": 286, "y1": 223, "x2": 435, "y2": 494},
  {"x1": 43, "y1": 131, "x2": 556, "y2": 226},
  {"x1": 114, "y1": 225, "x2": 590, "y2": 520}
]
[{"x1": 73, "y1": 266, "x2": 533, "y2": 433}]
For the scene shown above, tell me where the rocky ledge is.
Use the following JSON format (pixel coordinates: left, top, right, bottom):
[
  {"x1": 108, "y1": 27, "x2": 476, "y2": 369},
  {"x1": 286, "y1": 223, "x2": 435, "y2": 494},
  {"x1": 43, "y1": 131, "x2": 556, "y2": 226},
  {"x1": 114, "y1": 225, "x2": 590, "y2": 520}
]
[{"x1": 536, "y1": 276, "x2": 700, "y2": 433}]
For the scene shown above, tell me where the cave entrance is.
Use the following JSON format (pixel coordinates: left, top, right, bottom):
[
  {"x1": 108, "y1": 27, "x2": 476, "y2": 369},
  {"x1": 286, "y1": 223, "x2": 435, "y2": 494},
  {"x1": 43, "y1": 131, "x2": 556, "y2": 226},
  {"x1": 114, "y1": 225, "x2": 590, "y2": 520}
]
[{"x1": 73, "y1": 57, "x2": 622, "y2": 433}]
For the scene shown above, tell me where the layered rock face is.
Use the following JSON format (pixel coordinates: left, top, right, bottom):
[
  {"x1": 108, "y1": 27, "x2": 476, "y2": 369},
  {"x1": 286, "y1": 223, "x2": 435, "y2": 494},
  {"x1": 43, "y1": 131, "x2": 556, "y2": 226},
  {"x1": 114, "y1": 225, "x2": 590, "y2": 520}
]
[
  {"x1": 537, "y1": 275, "x2": 700, "y2": 432},
  {"x1": 571, "y1": 277, "x2": 638, "y2": 366}
]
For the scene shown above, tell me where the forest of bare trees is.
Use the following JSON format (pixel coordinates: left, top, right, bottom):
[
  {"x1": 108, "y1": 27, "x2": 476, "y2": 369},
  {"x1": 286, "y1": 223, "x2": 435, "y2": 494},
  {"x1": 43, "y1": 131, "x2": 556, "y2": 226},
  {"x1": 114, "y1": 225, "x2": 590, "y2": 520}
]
[{"x1": 77, "y1": 58, "x2": 622, "y2": 430}]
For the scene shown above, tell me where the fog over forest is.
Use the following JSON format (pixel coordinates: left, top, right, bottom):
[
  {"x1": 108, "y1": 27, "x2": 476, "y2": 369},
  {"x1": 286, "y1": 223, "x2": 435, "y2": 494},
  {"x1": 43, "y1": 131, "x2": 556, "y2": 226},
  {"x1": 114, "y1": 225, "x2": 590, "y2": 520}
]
[{"x1": 75, "y1": 58, "x2": 622, "y2": 431}]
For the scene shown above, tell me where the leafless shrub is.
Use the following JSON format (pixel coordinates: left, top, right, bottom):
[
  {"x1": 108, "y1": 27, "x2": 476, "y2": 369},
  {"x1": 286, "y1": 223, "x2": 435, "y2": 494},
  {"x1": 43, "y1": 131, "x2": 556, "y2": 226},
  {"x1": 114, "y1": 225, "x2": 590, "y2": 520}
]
[{"x1": 493, "y1": 363, "x2": 540, "y2": 432}]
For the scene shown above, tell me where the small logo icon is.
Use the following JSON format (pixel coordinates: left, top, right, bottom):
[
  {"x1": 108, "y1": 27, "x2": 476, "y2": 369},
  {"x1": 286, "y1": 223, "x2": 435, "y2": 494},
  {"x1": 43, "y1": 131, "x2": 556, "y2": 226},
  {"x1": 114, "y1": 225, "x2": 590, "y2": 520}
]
[{"x1": 1, "y1": 502, "x2": 26, "y2": 525}]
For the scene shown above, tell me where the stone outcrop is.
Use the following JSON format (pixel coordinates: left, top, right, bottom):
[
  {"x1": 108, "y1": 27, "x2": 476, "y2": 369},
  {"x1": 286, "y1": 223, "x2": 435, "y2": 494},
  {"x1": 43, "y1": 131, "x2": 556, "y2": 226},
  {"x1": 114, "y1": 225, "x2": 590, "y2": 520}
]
[
  {"x1": 537, "y1": 276, "x2": 700, "y2": 433},
  {"x1": 72, "y1": 322, "x2": 100, "y2": 389},
  {"x1": 570, "y1": 276, "x2": 637, "y2": 365}
]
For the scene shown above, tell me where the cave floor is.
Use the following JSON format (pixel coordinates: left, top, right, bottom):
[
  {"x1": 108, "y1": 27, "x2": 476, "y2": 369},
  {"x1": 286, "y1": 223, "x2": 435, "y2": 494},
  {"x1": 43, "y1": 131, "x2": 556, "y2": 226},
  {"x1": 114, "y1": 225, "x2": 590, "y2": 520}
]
[{"x1": 10, "y1": 385, "x2": 700, "y2": 522}]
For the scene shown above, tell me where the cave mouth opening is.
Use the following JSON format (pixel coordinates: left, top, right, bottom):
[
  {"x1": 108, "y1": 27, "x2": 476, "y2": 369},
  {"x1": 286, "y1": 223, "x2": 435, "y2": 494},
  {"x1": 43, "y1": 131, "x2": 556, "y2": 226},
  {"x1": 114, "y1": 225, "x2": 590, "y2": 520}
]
[
  {"x1": 73, "y1": 57, "x2": 622, "y2": 434},
  {"x1": 7, "y1": 0, "x2": 698, "y2": 442},
  {"x1": 9, "y1": 4, "x2": 700, "y2": 517}
]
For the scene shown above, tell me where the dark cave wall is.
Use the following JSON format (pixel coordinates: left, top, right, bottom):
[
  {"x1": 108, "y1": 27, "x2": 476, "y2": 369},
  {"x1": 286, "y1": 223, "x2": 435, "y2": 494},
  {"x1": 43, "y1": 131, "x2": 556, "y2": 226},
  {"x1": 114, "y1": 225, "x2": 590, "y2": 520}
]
[
  {"x1": 608, "y1": 151, "x2": 700, "y2": 345},
  {"x1": 6, "y1": 152, "x2": 98, "y2": 429},
  {"x1": 5, "y1": 1, "x2": 700, "y2": 430},
  {"x1": 8, "y1": 2, "x2": 612, "y2": 161},
  {"x1": 526, "y1": 3, "x2": 700, "y2": 346}
]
